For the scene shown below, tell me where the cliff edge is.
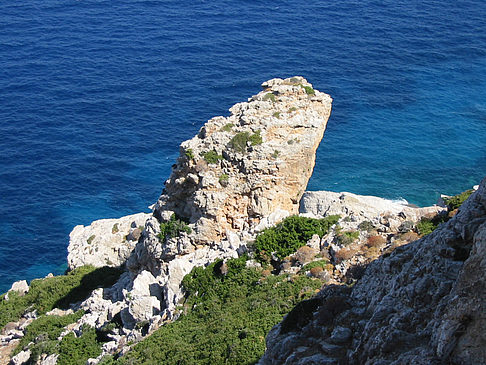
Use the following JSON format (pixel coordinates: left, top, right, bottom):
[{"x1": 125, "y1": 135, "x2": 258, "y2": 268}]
[{"x1": 260, "y1": 178, "x2": 486, "y2": 364}]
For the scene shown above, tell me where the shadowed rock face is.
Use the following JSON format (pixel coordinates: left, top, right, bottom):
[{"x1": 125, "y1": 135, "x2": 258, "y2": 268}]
[
  {"x1": 153, "y1": 76, "x2": 332, "y2": 244},
  {"x1": 260, "y1": 177, "x2": 486, "y2": 365}
]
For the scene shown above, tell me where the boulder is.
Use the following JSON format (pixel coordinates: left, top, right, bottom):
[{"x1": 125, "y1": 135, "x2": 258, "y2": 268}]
[{"x1": 67, "y1": 212, "x2": 151, "y2": 270}]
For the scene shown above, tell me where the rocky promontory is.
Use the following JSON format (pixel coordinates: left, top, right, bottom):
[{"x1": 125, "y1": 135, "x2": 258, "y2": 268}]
[{"x1": 2, "y1": 77, "x2": 484, "y2": 365}]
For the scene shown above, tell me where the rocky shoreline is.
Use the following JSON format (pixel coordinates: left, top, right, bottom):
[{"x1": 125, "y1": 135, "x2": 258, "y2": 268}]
[{"x1": 1, "y1": 77, "x2": 484, "y2": 365}]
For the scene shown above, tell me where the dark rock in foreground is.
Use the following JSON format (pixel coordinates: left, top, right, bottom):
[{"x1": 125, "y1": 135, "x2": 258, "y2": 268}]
[{"x1": 260, "y1": 178, "x2": 486, "y2": 364}]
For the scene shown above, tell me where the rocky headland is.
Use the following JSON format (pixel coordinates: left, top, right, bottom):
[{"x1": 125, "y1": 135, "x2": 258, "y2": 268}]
[{"x1": 1, "y1": 77, "x2": 484, "y2": 365}]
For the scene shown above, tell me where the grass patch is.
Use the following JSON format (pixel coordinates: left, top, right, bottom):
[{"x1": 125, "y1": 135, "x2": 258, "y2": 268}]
[
  {"x1": 158, "y1": 214, "x2": 192, "y2": 242},
  {"x1": 119, "y1": 256, "x2": 321, "y2": 365},
  {"x1": 219, "y1": 173, "x2": 229, "y2": 186},
  {"x1": 254, "y1": 215, "x2": 339, "y2": 263},
  {"x1": 13, "y1": 310, "x2": 84, "y2": 360},
  {"x1": 0, "y1": 266, "x2": 123, "y2": 330},
  {"x1": 185, "y1": 148, "x2": 195, "y2": 160},
  {"x1": 335, "y1": 230, "x2": 359, "y2": 246},
  {"x1": 263, "y1": 93, "x2": 276, "y2": 102},
  {"x1": 443, "y1": 189, "x2": 474, "y2": 211},
  {"x1": 229, "y1": 131, "x2": 263, "y2": 153},
  {"x1": 301, "y1": 85, "x2": 315, "y2": 95},
  {"x1": 301, "y1": 260, "x2": 328, "y2": 272},
  {"x1": 220, "y1": 123, "x2": 234, "y2": 132},
  {"x1": 202, "y1": 150, "x2": 223, "y2": 164}
]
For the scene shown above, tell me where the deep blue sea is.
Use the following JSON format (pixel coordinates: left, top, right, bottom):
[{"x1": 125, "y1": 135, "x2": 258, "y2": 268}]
[{"x1": 1, "y1": 0, "x2": 485, "y2": 292}]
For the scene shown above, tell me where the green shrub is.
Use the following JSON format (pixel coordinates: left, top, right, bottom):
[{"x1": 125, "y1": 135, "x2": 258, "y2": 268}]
[
  {"x1": 287, "y1": 77, "x2": 301, "y2": 85},
  {"x1": 443, "y1": 189, "x2": 474, "y2": 211},
  {"x1": 271, "y1": 150, "x2": 280, "y2": 159},
  {"x1": 301, "y1": 260, "x2": 328, "y2": 272},
  {"x1": 220, "y1": 123, "x2": 234, "y2": 132},
  {"x1": 58, "y1": 325, "x2": 102, "y2": 365},
  {"x1": 14, "y1": 311, "x2": 84, "y2": 360},
  {"x1": 416, "y1": 218, "x2": 437, "y2": 236},
  {"x1": 87, "y1": 235, "x2": 95, "y2": 244},
  {"x1": 335, "y1": 230, "x2": 359, "y2": 246},
  {"x1": 301, "y1": 85, "x2": 315, "y2": 95},
  {"x1": 263, "y1": 93, "x2": 276, "y2": 102},
  {"x1": 111, "y1": 224, "x2": 119, "y2": 234},
  {"x1": 202, "y1": 150, "x2": 223, "y2": 164},
  {"x1": 254, "y1": 215, "x2": 339, "y2": 262},
  {"x1": 158, "y1": 214, "x2": 192, "y2": 241},
  {"x1": 358, "y1": 221, "x2": 374, "y2": 232},
  {"x1": 120, "y1": 256, "x2": 321, "y2": 365},
  {"x1": 288, "y1": 107, "x2": 297, "y2": 113},
  {"x1": 416, "y1": 214, "x2": 448, "y2": 236},
  {"x1": 185, "y1": 148, "x2": 195, "y2": 160},
  {"x1": 248, "y1": 130, "x2": 262, "y2": 146},
  {"x1": 229, "y1": 131, "x2": 263, "y2": 153},
  {"x1": 272, "y1": 112, "x2": 280, "y2": 118},
  {"x1": 0, "y1": 266, "x2": 122, "y2": 330},
  {"x1": 219, "y1": 173, "x2": 229, "y2": 185},
  {"x1": 229, "y1": 132, "x2": 250, "y2": 153}
]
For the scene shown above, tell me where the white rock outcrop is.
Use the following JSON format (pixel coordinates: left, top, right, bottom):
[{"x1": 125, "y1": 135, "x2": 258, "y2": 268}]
[
  {"x1": 300, "y1": 190, "x2": 445, "y2": 223},
  {"x1": 68, "y1": 212, "x2": 150, "y2": 270}
]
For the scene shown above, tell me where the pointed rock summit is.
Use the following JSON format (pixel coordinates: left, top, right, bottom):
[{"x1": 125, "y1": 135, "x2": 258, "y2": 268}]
[{"x1": 154, "y1": 76, "x2": 332, "y2": 244}]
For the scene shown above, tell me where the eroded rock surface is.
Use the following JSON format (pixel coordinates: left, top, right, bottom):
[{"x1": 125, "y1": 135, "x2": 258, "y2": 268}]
[
  {"x1": 127, "y1": 76, "x2": 333, "y2": 317},
  {"x1": 260, "y1": 178, "x2": 486, "y2": 365},
  {"x1": 153, "y1": 76, "x2": 332, "y2": 244},
  {"x1": 68, "y1": 212, "x2": 151, "y2": 270}
]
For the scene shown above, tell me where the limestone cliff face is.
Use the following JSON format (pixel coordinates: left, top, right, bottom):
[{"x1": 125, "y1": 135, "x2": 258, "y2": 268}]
[
  {"x1": 68, "y1": 213, "x2": 150, "y2": 270},
  {"x1": 153, "y1": 76, "x2": 332, "y2": 244},
  {"x1": 260, "y1": 178, "x2": 486, "y2": 365},
  {"x1": 126, "y1": 76, "x2": 332, "y2": 320}
]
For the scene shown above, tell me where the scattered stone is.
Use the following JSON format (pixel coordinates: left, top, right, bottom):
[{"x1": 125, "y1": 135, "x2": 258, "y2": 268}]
[{"x1": 9, "y1": 349, "x2": 31, "y2": 365}]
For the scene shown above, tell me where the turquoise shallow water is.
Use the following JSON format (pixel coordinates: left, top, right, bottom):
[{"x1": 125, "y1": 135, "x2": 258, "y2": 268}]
[{"x1": 0, "y1": 0, "x2": 485, "y2": 292}]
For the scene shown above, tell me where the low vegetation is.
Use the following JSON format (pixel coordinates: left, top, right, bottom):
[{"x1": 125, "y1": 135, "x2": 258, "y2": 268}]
[
  {"x1": 0, "y1": 266, "x2": 123, "y2": 330},
  {"x1": 202, "y1": 150, "x2": 223, "y2": 164},
  {"x1": 335, "y1": 230, "x2": 359, "y2": 246},
  {"x1": 185, "y1": 148, "x2": 195, "y2": 160},
  {"x1": 254, "y1": 215, "x2": 339, "y2": 263},
  {"x1": 119, "y1": 256, "x2": 321, "y2": 364},
  {"x1": 229, "y1": 131, "x2": 263, "y2": 153},
  {"x1": 442, "y1": 189, "x2": 474, "y2": 211},
  {"x1": 415, "y1": 188, "x2": 474, "y2": 237},
  {"x1": 158, "y1": 214, "x2": 192, "y2": 241},
  {"x1": 13, "y1": 311, "x2": 85, "y2": 361},
  {"x1": 301, "y1": 85, "x2": 315, "y2": 95},
  {"x1": 219, "y1": 173, "x2": 229, "y2": 185},
  {"x1": 263, "y1": 93, "x2": 276, "y2": 102},
  {"x1": 220, "y1": 123, "x2": 234, "y2": 132},
  {"x1": 301, "y1": 260, "x2": 328, "y2": 272}
]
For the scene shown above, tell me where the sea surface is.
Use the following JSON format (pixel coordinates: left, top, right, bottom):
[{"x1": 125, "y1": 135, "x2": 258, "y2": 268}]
[{"x1": 1, "y1": 0, "x2": 485, "y2": 292}]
